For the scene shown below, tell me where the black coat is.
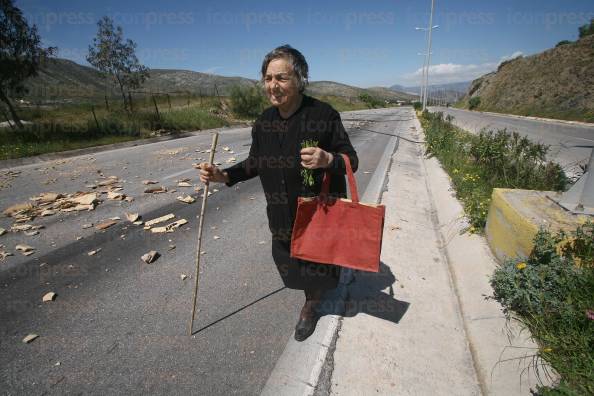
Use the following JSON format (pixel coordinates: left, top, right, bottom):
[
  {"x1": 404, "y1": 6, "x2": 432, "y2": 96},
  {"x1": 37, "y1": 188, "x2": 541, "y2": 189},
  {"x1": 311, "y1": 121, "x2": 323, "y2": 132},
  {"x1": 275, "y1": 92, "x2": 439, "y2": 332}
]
[{"x1": 225, "y1": 95, "x2": 358, "y2": 290}]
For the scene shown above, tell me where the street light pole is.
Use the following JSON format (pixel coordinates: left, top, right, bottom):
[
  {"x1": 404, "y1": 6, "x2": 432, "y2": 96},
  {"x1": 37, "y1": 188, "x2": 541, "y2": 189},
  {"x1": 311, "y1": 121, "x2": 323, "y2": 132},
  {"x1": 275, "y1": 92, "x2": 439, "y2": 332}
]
[
  {"x1": 423, "y1": 0, "x2": 436, "y2": 111},
  {"x1": 416, "y1": 23, "x2": 438, "y2": 109}
]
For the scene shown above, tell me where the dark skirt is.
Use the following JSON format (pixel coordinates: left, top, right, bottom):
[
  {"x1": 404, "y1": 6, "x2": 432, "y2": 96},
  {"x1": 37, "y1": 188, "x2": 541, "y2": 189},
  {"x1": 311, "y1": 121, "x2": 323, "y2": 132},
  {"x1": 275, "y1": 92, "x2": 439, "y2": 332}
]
[{"x1": 271, "y1": 238, "x2": 340, "y2": 291}]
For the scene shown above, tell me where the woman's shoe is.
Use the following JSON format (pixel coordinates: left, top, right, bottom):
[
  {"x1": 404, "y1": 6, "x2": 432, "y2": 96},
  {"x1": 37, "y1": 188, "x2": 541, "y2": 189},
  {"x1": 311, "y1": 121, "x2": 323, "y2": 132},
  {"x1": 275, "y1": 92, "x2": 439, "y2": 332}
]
[{"x1": 294, "y1": 315, "x2": 320, "y2": 341}]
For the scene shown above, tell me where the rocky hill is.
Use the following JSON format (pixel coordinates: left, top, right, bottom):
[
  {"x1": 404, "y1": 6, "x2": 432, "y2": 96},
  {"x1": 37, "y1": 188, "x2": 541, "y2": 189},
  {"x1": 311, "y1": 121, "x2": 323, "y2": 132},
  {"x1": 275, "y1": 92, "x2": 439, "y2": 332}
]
[
  {"x1": 19, "y1": 58, "x2": 413, "y2": 104},
  {"x1": 458, "y1": 35, "x2": 594, "y2": 123}
]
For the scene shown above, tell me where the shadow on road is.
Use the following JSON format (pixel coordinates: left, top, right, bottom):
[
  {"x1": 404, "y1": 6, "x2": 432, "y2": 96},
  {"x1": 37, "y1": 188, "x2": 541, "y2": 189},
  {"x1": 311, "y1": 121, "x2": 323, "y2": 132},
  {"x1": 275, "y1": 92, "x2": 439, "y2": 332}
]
[
  {"x1": 191, "y1": 286, "x2": 287, "y2": 335},
  {"x1": 318, "y1": 262, "x2": 410, "y2": 324}
]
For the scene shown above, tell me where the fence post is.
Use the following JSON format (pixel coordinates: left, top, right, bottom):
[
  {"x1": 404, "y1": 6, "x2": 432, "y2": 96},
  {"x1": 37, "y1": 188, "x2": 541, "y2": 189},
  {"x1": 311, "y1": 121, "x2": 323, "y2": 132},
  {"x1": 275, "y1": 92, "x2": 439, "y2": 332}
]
[
  {"x1": 91, "y1": 106, "x2": 100, "y2": 130},
  {"x1": 152, "y1": 95, "x2": 161, "y2": 120},
  {"x1": 128, "y1": 92, "x2": 134, "y2": 113}
]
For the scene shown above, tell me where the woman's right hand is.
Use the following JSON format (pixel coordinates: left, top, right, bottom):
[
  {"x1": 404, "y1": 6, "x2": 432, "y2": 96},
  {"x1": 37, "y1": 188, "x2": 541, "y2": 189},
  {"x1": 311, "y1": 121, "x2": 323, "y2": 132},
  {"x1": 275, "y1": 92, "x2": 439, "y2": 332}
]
[{"x1": 198, "y1": 163, "x2": 229, "y2": 184}]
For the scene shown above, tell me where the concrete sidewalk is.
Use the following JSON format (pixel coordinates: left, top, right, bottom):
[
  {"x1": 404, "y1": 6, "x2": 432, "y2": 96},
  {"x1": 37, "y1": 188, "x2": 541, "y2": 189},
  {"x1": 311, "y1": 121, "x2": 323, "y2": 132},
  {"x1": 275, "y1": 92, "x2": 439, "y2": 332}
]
[{"x1": 327, "y1": 115, "x2": 548, "y2": 395}]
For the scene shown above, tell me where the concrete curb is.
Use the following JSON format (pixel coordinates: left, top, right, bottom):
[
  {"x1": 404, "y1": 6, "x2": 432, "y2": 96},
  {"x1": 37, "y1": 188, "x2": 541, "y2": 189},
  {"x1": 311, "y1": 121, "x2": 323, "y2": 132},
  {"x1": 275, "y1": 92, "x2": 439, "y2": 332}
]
[
  {"x1": 417, "y1": 114, "x2": 555, "y2": 394},
  {"x1": 260, "y1": 130, "x2": 400, "y2": 396}
]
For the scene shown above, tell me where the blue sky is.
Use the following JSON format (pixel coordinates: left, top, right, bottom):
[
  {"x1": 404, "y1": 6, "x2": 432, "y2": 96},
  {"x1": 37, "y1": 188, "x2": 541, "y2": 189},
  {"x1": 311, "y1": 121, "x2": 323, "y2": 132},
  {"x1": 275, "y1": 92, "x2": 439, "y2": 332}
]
[{"x1": 15, "y1": 0, "x2": 594, "y2": 88}]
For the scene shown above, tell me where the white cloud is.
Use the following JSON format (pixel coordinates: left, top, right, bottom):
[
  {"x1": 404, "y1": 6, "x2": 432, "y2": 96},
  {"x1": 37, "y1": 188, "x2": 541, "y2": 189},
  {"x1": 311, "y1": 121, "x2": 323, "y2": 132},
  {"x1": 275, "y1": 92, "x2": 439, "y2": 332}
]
[{"x1": 400, "y1": 51, "x2": 524, "y2": 85}]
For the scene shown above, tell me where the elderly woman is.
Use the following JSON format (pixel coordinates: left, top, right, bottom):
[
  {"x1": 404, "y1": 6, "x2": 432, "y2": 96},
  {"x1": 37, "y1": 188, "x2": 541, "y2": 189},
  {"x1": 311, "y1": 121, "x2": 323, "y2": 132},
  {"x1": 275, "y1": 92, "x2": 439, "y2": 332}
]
[{"x1": 199, "y1": 45, "x2": 358, "y2": 341}]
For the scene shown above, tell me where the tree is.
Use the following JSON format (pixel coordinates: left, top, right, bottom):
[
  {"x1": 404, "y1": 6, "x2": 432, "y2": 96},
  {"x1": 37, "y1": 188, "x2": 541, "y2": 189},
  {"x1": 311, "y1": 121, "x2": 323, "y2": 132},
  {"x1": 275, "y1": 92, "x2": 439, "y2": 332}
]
[
  {"x1": 87, "y1": 16, "x2": 148, "y2": 112},
  {"x1": 578, "y1": 18, "x2": 594, "y2": 38},
  {"x1": 229, "y1": 85, "x2": 267, "y2": 118},
  {"x1": 0, "y1": 0, "x2": 55, "y2": 129},
  {"x1": 468, "y1": 96, "x2": 481, "y2": 110}
]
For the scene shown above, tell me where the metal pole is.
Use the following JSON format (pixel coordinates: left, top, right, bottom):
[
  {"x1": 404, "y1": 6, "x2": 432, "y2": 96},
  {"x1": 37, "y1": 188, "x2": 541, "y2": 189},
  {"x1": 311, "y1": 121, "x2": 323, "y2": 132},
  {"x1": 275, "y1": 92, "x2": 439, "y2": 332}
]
[{"x1": 423, "y1": 0, "x2": 436, "y2": 111}]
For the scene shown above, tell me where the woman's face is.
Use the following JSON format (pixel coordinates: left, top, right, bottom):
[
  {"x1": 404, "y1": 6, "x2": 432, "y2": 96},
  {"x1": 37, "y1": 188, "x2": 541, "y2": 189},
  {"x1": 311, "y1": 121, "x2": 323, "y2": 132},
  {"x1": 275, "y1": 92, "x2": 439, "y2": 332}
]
[{"x1": 264, "y1": 58, "x2": 301, "y2": 110}]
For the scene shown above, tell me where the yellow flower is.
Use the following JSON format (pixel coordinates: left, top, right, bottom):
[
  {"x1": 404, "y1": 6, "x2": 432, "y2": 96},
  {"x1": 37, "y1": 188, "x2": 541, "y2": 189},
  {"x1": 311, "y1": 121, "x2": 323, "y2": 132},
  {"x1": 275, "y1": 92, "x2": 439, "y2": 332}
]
[
  {"x1": 516, "y1": 262, "x2": 527, "y2": 270},
  {"x1": 543, "y1": 347, "x2": 552, "y2": 353}
]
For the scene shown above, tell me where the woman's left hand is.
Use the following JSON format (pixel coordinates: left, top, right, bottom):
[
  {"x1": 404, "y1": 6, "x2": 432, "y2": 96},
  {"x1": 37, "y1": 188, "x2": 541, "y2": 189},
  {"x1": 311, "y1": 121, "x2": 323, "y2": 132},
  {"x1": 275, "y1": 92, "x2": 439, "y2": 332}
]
[{"x1": 300, "y1": 147, "x2": 334, "y2": 169}]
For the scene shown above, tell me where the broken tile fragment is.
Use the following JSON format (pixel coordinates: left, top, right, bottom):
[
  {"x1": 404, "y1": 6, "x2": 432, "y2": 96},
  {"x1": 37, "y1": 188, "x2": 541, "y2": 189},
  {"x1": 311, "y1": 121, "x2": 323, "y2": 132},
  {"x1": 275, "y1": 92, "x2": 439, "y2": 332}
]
[
  {"x1": 144, "y1": 186, "x2": 167, "y2": 194},
  {"x1": 22, "y1": 334, "x2": 39, "y2": 344},
  {"x1": 42, "y1": 292, "x2": 57, "y2": 302},
  {"x1": 177, "y1": 181, "x2": 192, "y2": 187},
  {"x1": 141, "y1": 250, "x2": 159, "y2": 264},
  {"x1": 95, "y1": 220, "x2": 117, "y2": 230},
  {"x1": 87, "y1": 248, "x2": 101, "y2": 256},
  {"x1": 125, "y1": 213, "x2": 140, "y2": 222},
  {"x1": 176, "y1": 195, "x2": 196, "y2": 204},
  {"x1": 145, "y1": 214, "x2": 175, "y2": 227},
  {"x1": 16, "y1": 244, "x2": 35, "y2": 255}
]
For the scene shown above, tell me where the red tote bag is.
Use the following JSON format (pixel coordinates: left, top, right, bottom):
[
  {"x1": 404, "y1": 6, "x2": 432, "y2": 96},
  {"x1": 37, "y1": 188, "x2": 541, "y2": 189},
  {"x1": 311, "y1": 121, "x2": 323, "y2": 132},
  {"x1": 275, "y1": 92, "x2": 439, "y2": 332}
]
[{"x1": 290, "y1": 153, "x2": 385, "y2": 272}]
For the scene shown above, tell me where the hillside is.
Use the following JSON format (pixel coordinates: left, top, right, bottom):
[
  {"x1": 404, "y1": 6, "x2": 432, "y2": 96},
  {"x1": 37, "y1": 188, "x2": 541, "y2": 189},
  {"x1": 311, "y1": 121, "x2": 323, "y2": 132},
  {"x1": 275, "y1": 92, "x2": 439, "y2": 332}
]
[
  {"x1": 19, "y1": 58, "x2": 414, "y2": 104},
  {"x1": 458, "y1": 35, "x2": 594, "y2": 123},
  {"x1": 306, "y1": 81, "x2": 415, "y2": 101}
]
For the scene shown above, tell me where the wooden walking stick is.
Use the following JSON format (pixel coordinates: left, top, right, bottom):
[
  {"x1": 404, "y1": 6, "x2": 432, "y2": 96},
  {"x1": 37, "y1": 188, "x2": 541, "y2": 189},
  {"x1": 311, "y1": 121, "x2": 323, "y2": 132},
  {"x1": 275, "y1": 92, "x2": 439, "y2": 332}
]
[{"x1": 189, "y1": 132, "x2": 219, "y2": 335}]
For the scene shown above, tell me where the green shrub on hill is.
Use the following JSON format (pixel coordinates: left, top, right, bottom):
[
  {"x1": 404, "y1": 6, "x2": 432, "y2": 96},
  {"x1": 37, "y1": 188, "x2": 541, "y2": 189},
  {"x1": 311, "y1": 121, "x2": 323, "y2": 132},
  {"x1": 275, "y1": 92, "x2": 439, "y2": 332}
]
[
  {"x1": 229, "y1": 85, "x2": 267, "y2": 119},
  {"x1": 579, "y1": 18, "x2": 594, "y2": 38},
  {"x1": 468, "y1": 96, "x2": 481, "y2": 110}
]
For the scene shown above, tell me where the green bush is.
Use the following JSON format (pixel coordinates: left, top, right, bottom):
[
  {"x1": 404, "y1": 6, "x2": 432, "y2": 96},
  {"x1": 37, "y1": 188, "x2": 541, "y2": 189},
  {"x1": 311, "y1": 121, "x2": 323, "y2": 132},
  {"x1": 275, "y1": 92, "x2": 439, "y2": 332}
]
[
  {"x1": 413, "y1": 101, "x2": 422, "y2": 111},
  {"x1": 229, "y1": 85, "x2": 267, "y2": 118},
  {"x1": 420, "y1": 111, "x2": 567, "y2": 229},
  {"x1": 468, "y1": 96, "x2": 481, "y2": 110},
  {"x1": 490, "y1": 222, "x2": 594, "y2": 395},
  {"x1": 358, "y1": 93, "x2": 383, "y2": 109},
  {"x1": 555, "y1": 40, "x2": 573, "y2": 47},
  {"x1": 578, "y1": 18, "x2": 594, "y2": 38}
]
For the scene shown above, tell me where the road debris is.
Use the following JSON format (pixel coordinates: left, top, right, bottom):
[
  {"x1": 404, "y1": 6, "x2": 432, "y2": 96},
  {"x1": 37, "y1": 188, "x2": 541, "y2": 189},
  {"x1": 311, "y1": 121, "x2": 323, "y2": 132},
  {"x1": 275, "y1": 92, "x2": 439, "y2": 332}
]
[
  {"x1": 0, "y1": 245, "x2": 13, "y2": 260},
  {"x1": 107, "y1": 191, "x2": 125, "y2": 200},
  {"x1": 95, "y1": 220, "x2": 117, "y2": 230},
  {"x1": 40, "y1": 209, "x2": 56, "y2": 216},
  {"x1": 82, "y1": 223, "x2": 93, "y2": 229},
  {"x1": 42, "y1": 292, "x2": 57, "y2": 302},
  {"x1": 144, "y1": 186, "x2": 167, "y2": 194},
  {"x1": 177, "y1": 195, "x2": 196, "y2": 204},
  {"x1": 16, "y1": 244, "x2": 35, "y2": 256},
  {"x1": 145, "y1": 213, "x2": 175, "y2": 227},
  {"x1": 22, "y1": 334, "x2": 39, "y2": 344},
  {"x1": 0, "y1": 227, "x2": 5, "y2": 236},
  {"x1": 142, "y1": 180, "x2": 158, "y2": 185},
  {"x1": 181, "y1": 274, "x2": 188, "y2": 280},
  {"x1": 87, "y1": 248, "x2": 101, "y2": 256},
  {"x1": 125, "y1": 213, "x2": 140, "y2": 222},
  {"x1": 141, "y1": 250, "x2": 160, "y2": 264},
  {"x1": 24, "y1": 230, "x2": 39, "y2": 236},
  {"x1": 168, "y1": 244, "x2": 176, "y2": 250},
  {"x1": 177, "y1": 181, "x2": 192, "y2": 187},
  {"x1": 150, "y1": 219, "x2": 188, "y2": 233},
  {"x1": 213, "y1": 235, "x2": 220, "y2": 240}
]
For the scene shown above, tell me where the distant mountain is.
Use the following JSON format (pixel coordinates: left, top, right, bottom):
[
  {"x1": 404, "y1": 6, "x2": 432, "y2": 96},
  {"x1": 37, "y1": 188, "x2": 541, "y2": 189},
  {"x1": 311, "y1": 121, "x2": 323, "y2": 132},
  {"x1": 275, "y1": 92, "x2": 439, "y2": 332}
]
[
  {"x1": 458, "y1": 35, "x2": 594, "y2": 123},
  {"x1": 389, "y1": 81, "x2": 471, "y2": 96},
  {"x1": 306, "y1": 81, "x2": 415, "y2": 101},
  {"x1": 18, "y1": 57, "x2": 415, "y2": 104}
]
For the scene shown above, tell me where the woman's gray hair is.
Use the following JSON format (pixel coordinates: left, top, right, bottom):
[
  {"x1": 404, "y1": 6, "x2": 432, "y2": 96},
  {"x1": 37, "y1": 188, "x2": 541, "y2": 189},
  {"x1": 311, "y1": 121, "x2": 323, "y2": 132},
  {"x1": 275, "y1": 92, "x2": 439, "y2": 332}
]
[{"x1": 261, "y1": 45, "x2": 309, "y2": 93}]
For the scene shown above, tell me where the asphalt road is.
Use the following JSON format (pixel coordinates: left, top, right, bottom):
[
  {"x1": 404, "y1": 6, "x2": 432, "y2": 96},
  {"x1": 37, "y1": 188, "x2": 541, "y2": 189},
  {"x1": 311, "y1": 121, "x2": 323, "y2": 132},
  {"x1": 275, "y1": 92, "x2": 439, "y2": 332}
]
[
  {"x1": 429, "y1": 106, "x2": 594, "y2": 178},
  {"x1": 0, "y1": 107, "x2": 410, "y2": 395}
]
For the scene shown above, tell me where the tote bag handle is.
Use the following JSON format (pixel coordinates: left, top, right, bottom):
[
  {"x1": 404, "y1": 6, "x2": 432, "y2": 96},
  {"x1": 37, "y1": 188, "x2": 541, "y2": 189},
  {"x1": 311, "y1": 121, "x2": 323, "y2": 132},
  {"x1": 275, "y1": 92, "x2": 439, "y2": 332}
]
[{"x1": 320, "y1": 153, "x2": 359, "y2": 203}]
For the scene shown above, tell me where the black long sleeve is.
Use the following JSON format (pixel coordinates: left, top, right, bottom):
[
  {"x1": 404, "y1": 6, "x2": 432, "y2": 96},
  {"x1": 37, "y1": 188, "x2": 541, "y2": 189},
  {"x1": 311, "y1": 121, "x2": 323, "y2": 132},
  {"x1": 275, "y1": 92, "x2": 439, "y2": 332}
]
[{"x1": 224, "y1": 125, "x2": 259, "y2": 187}]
